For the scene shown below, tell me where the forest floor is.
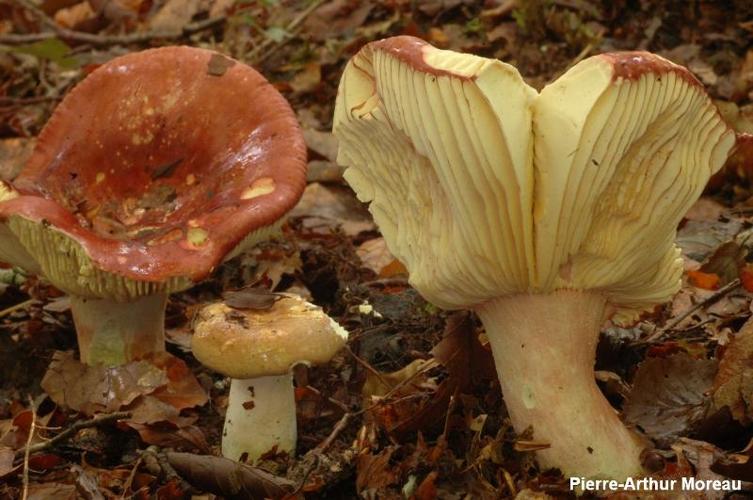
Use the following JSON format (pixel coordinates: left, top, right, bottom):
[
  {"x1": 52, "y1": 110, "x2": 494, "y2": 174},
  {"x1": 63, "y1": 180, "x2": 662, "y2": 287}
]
[{"x1": 2, "y1": 0, "x2": 753, "y2": 498}]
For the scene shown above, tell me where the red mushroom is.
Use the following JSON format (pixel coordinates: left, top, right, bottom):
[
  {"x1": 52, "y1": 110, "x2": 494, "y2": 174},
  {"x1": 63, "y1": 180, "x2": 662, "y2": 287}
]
[{"x1": 0, "y1": 46, "x2": 306, "y2": 366}]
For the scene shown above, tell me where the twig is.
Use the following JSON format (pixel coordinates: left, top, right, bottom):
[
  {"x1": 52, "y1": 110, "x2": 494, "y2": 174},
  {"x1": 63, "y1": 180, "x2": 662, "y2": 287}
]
[
  {"x1": 247, "y1": 0, "x2": 325, "y2": 64},
  {"x1": 0, "y1": 299, "x2": 36, "y2": 320},
  {"x1": 120, "y1": 456, "x2": 143, "y2": 499},
  {"x1": 345, "y1": 345, "x2": 390, "y2": 389},
  {"x1": 21, "y1": 396, "x2": 36, "y2": 500},
  {"x1": 14, "y1": 411, "x2": 131, "y2": 460},
  {"x1": 0, "y1": 95, "x2": 61, "y2": 106},
  {"x1": 316, "y1": 412, "x2": 352, "y2": 453},
  {"x1": 0, "y1": 0, "x2": 225, "y2": 46},
  {"x1": 640, "y1": 278, "x2": 742, "y2": 344}
]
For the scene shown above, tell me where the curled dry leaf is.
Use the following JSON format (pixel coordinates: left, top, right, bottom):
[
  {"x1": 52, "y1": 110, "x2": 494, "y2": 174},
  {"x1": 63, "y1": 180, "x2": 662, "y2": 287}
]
[
  {"x1": 623, "y1": 353, "x2": 717, "y2": 446},
  {"x1": 712, "y1": 316, "x2": 753, "y2": 424},
  {"x1": 41, "y1": 351, "x2": 207, "y2": 417},
  {"x1": 356, "y1": 237, "x2": 396, "y2": 275},
  {"x1": 42, "y1": 351, "x2": 167, "y2": 414},
  {"x1": 222, "y1": 288, "x2": 280, "y2": 311},
  {"x1": 166, "y1": 451, "x2": 296, "y2": 500},
  {"x1": 0, "y1": 446, "x2": 16, "y2": 479}
]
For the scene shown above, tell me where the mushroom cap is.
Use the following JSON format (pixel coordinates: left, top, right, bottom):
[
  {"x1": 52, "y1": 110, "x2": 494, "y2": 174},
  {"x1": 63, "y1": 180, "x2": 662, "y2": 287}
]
[
  {"x1": 334, "y1": 36, "x2": 735, "y2": 323},
  {"x1": 191, "y1": 294, "x2": 348, "y2": 379},
  {"x1": 0, "y1": 46, "x2": 306, "y2": 300}
]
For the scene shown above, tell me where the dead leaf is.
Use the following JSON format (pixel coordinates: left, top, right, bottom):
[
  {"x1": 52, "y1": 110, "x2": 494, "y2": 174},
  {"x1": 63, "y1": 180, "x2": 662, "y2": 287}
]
[
  {"x1": 304, "y1": 0, "x2": 374, "y2": 41},
  {"x1": 0, "y1": 447, "x2": 17, "y2": 479},
  {"x1": 0, "y1": 137, "x2": 35, "y2": 182},
  {"x1": 356, "y1": 238, "x2": 396, "y2": 275},
  {"x1": 672, "y1": 438, "x2": 732, "y2": 500},
  {"x1": 222, "y1": 288, "x2": 280, "y2": 310},
  {"x1": 688, "y1": 269, "x2": 721, "y2": 290},
  {"x1": 290, "y1": 62, "x2": 321, "y2": 94},
  {"x1": 42, "y1": 351, "x2": 167, "y2": 414},
  {"x1": 624, "y1": 353, "x2": 717, "y2": 445},
  {"x1": 207, "y1": 53, "x2": 236, "y2": 77},
  {"x1": 356, "y1": 446, "x2": 398, "y2": 497},
  {"x1": 677, "y1": 220, "x2": 744, "y2": 263},
  {"x1": 149, "y1": 0, "x2": 200, "y2": 31},
  {"x1": 289, "y1": 183, "x2": 374, "y2": 236},
  {"x1": 700, "y1": 241, "x2": 746, "y2": 285},
  {"x1": 53, "y1": 1, "x2": 95, "y2": 29},
  {"x1": 27, "y1": 483, "x2": 78, "y2": 500},
  {"x1": 166, "y1": 452, "x2": 296, "y2": 499},
  {"x1": 302, "y1": 127, "x2": 338, "y2": 162},
  {"x1": 131, "y1": 423, "x2": 209, "y2": 451},
  {"x1": 713, "y1": 316, "x2": 753, "y2": 424},
  {"x1": 41, "y1": 351, "x2": 207, "y2": 417}
]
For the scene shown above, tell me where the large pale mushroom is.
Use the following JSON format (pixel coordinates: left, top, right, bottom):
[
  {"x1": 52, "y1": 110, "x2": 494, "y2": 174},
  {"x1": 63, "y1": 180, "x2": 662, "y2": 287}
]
[
  {"x1": 0, "y1": 46, "x2": 306, "y2": 366},
  {"x1": 333, "y1": 36, "x2": 735, "y2": 479}
]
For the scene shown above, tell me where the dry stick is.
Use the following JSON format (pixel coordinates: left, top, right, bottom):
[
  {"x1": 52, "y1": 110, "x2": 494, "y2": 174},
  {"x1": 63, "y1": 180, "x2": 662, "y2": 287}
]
[
  {"x1": 344, "y1": 344, "x2": 391, "y2": 389},
  {"x1": 641, "y1": 278, "x2": 742, "y2": 345},
  {"x1": 21, "y1": 396, "x2": 36, "y2": 500},
  {"x1": 1, "y1": 0, "x2": 225, "y2": 46},
  {"x1": 247, "y1": 0, "x2": 325, "y2": 64},
  {"x1": 0, "y1": 299, "x2": 36, "y2": 320},
  {"x1": 14, "y1": 411, "x2": 132, "y2": 460},
  {"x1": 316, "y1": 412, "x2": 352, "y2": 453},
  {"x1": 120, "y1": 456, "x2": 143, "y2": 500}
]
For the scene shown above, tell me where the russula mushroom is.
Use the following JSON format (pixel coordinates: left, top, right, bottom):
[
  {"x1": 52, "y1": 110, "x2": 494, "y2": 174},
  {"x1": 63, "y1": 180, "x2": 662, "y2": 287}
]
[
  {"x1": 191, "y1": 294, "x2": 348, "y2": 462},
  {"x1": 0, "y1": 47, "x2": 306, "y2": 366},
  {"x1": 333, "y1": 36, "x2": 735, "y2": 479}
]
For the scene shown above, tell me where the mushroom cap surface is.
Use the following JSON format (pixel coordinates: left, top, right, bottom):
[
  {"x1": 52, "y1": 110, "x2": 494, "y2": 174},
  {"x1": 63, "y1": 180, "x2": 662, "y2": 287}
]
[
  {"x1": 191, "y1": 295, "x2": 348, "y2": 379},
  {"x1": 0, "y1": 46, "x2": 306, "y2": 300},
  {"x1": 334, "y1": 36, "x2": 735, "y2": 323}
]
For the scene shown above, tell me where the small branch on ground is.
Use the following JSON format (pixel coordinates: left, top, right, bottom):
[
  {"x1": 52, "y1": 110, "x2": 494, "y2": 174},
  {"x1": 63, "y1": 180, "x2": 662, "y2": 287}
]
[
  {"x1": 14, "y1": 411, "x2": 131, "y2": 460},
  {"x1": 21, "y1": 395, "x2": 36, "y2": 500},
  {"x1": 640, "y1": 278, "x2": 742, "y2": 344}
]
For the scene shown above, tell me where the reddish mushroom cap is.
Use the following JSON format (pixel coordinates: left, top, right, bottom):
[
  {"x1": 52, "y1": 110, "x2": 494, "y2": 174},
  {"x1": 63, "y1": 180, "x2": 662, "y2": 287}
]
[{"x1": 0, "y1": 46, "x2": 306, "y2": 296}]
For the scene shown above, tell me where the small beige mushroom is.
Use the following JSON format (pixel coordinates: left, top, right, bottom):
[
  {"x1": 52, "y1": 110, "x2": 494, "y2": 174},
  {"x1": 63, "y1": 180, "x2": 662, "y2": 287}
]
[{"x1": 192, "y1": 294, "x2": 348, "y2": 463}]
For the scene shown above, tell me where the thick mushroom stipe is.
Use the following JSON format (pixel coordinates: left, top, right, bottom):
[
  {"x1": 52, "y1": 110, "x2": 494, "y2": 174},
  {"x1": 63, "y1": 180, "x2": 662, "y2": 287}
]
[
  {"x1": 477, "y1": 290, "x2": 647, "y2": 479},
  {"x1": 334, "y1": 36, "x2": 735, "y2": 479},
  {"x1": 0, "y1": 46, "x2": 307, "y2": 366}
]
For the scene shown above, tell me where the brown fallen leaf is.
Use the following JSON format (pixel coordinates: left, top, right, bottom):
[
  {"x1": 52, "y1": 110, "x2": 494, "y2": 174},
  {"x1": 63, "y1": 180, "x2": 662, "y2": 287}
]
[
  {"x1": 0, "y1": 137, "x2": 35, "y2": 182},
  {"x1": 623, "y1": 353, "x2": 717, "y2": 446},
  {"x1": 222, "y1": 287, "x2": 280, "y2": 311},
  {"x1": 712, "y1": 316, "x2": 753, "y2": 424},
  {"x1": 0, "y1": 446, "x2": 17, "y2": 479},
  {"x1": 289, "y1": 183, "x2": 374, "y2": 236},
  {"x1": 129, "y1": 422, "x2": 209, "y2": 451},
  {"x1": 42, "y1": 351, "x2": 167, "y2": 414},
  {"x1": 41, "y1": 351, "x2": 207, "y2": 417},
  {"x1": 27, "y1": 483, "x2": 78, "y2": 500},
  {"x1": 148, "y1": 0, "x2": 200, "y2": 32},
  {"x1": 166, "y1": 451, "x2": 296, "y2": 500},
  {"x1": 356, "y1": 237, "x2": 396, "y2": 275},
  {"x1": 356, "y1": 446, "x2": 398, "y2": 497}
]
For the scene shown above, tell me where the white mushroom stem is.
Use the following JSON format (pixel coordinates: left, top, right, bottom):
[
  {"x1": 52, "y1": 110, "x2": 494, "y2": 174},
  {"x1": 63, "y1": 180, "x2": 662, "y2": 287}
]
[
  {"x1": 223, "y1": 374, "x2": 297, "y2": 463},
  {"x1": 70, "y1": 293, "x2": 167, "y2": 366},
  {"x1": 475, "y1": 289, "x2": 645, "y2": 480}
]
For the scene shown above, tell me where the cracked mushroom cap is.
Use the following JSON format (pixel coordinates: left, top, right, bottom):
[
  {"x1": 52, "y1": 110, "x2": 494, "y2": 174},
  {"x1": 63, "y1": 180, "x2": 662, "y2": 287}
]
[
  {"x1": 0, "y1": 46, "x2": 306, "y2": 301},
  {"x1": 191, "y1": 295, "x2": 349, "y2": 379},
  {"x1": 334, "y1": 36, "x2": 735, "y2": 323}
]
